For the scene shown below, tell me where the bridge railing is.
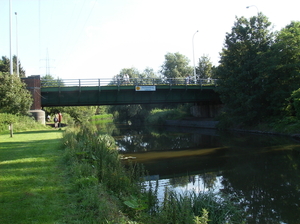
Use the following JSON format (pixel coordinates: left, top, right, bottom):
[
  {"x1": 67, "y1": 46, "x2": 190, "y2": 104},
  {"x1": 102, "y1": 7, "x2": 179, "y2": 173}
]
[{"x1": 41, "y1": 78, "x2": 218, "y2": 88}]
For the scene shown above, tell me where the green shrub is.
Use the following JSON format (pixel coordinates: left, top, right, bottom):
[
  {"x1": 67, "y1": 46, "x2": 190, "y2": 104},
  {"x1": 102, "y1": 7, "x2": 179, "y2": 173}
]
[
  {"x1": 288, "y1": 89, "x2": 300, "y2": 119},
  {"x1": 0, "y1": 113, "x2": 48, "y2": 133}
]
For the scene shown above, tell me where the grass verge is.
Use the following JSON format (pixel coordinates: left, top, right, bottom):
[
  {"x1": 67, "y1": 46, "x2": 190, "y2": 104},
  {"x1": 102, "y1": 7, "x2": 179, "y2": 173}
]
[{"x1": 0, "y1": 129, "x2": 66, "y2": 224}]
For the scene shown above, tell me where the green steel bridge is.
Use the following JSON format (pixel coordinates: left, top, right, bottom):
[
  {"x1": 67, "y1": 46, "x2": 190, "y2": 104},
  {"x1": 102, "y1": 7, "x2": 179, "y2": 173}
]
[{"x1": 40, "y1": 78, "x2": 220, "y2": 107}]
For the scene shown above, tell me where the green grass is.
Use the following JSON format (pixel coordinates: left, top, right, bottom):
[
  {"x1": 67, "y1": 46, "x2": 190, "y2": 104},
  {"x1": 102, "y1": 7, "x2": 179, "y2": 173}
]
[
  {"x1": 90, "y1": 114, "x2": 113, "y2": 125},
  {"x1": 0, "y1": 129, "x2": 67, "y2": 224},
  {"x1": 145, "y1": 106, "x2": 190, "y2": 125}
]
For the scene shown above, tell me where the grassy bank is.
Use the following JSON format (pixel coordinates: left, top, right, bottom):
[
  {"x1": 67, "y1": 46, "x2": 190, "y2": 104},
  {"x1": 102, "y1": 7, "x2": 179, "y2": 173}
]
[{"x1": 0, "y1": 129, "x2": 66, "y2": 223}]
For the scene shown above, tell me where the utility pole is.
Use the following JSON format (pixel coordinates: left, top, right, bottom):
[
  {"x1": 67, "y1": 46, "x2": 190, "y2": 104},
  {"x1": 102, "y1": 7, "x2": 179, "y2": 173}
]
[
  {"x1": 192, "y1": 30, "x2": 199, "y2": 83},
  {"x1": 15, "y1": 12, "x2": 19, "y2": 76}
]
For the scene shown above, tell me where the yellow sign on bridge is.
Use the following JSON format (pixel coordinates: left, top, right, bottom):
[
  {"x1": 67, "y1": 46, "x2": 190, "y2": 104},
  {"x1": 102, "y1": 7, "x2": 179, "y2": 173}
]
[{"x1": 135, "y1": 86, "x2": 156, "y2": 91}]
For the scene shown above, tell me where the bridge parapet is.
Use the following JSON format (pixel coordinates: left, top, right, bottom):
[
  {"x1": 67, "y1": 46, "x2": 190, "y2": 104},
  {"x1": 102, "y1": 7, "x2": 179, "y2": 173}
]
[{"x1": 41, "y1": 78, "x2": 218, "y2": 88}]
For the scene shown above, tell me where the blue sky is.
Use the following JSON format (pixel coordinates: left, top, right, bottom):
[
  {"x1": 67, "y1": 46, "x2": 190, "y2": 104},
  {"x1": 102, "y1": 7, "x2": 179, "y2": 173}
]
[{"x1": 1, "y1": 0, "x2": 299, "y2": 79}]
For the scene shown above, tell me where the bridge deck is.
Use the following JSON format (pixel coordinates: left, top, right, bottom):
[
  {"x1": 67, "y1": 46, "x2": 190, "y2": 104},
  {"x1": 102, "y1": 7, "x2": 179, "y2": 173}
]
[{"x1": 40, "y1": 78, "x2": 220, "y2": 107}]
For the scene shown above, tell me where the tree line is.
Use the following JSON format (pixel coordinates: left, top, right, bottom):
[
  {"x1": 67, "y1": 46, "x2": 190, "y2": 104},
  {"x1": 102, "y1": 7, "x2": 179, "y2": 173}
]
[
  {"x1": 0, "y1": 56, "x2": 31, "y2": 115},
  {"x1": 216, "y1": 13, "x2": 300, "y2": 127},
  {"x1": 1, "y1": 13, "x2": 300, "y2": 128}
]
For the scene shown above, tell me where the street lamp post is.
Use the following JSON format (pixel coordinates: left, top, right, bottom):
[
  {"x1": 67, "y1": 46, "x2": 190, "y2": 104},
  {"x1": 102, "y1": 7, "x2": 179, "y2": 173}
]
[
  {"x1": 15, "y1": 12, "x2": 19, "y2": 77},
  {"x1": 246, "y1": 5, "x2": 259, "y2": 14},
  {"x1": 9, "y1": 0, "x2": 13, "y2": 75},
  {"x1": 192, "y1": 30, "x2": 198, "y2": 83}
]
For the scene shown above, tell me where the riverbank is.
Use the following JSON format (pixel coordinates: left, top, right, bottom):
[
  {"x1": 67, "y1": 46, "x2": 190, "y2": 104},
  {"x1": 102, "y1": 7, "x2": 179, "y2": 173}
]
[
  {"x1": 0, "y1": 129, "x2": 67, "y2": 223},
  {"x1": 165, "y1": 118, "x2": 300, "y2": 141},
  {"x1": 165, "y1": 119, "x2": 219, "y2": 129}
]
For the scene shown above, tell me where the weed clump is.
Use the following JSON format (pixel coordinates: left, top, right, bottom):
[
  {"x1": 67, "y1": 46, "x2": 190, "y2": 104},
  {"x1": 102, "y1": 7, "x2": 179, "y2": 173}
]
[{"x1": 62, "y1": 124, "x2": 149, "y2": 222}]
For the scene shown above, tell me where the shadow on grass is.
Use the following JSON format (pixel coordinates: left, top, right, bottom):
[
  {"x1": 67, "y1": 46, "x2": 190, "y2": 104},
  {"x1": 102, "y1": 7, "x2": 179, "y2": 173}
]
[
  {"x1": 0, "y1": 136, "x2": 67, "y2": 223},
  {"x1": 14, "y1": 129, "x2": 65, "y2": 135},
  {"x1": 0, "y1": 129, "x2": 64, "y2": 138}
]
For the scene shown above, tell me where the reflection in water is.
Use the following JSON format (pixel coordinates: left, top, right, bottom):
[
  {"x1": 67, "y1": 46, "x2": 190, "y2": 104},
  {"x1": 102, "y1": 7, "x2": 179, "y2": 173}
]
[
  {"x1": 101, "y1": 123, "x2": 300, "y2": 223},
  {"x1": 145, "y1": 174, "x2": 223, "y2": 205}
]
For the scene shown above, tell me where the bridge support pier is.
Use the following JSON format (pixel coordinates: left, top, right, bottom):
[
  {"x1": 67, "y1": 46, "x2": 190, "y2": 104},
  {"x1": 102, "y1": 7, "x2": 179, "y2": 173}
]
[
  {"x1": 29, "y1": 109, "x2": 45, "y2": 125},
  {"x1": 190, "y1": 101, "x2": 222, "y2": 118},
  {"x1": 22, "y1": 75, "x2": 45, "y2": 125}
]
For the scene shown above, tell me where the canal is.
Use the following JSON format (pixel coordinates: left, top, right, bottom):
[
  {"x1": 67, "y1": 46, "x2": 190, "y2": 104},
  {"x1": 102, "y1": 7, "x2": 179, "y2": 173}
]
[{"x1": 101, "y1": 123, "x2": 300, "y2": 223}]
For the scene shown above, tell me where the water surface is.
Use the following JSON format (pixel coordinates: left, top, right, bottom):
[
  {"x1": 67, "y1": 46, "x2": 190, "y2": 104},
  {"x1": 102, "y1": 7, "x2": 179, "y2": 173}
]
[{"x1": 107, "y1": 124, "x2": 300, "y2": 223}]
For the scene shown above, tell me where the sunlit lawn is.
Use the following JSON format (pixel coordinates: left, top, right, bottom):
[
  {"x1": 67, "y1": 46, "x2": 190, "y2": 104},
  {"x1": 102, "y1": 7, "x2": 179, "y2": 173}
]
[{"x1": 0, "y1": 129, "x2": 67, "y2": 224}]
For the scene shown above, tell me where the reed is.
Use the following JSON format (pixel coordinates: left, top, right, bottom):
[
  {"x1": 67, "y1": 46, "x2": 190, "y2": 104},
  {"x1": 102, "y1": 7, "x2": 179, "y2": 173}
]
[
  {"x1": 62, "y1": 124, "x2": 149, "y2": 222},
  {"x1": 151, "y1": 188, "x2": 244, "y2": 224}
]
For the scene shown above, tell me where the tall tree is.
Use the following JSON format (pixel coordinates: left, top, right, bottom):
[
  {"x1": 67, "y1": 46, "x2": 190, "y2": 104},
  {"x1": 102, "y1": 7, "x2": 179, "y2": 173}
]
[
  {"x1": 41, "y1": 74, "x2": 64, "y2": 87},
  {"x1": 119, "y1": 67, "x2": 140, "y2": 79},
  {"x1": 267, "y1": 21, "x2": 300, "y2": 114},
  {"x1": 216, "y1": 13, "x2": 274, "y2": 125},
  {"x1": 13, "y1": 56, "x2": 26, "y2": 77},
  {"x1": 197, "y1": 55, "x2": 213, "y2": 79},
  {"x1": 0, "y1": 72, "x2": 32, "y2": 115},
  {"x1": 0, "y1": 56, "x2": 26, "y2": 77},
  {"x1": 160, "y1": 52, "x2": 193, "y2": 79},
  {"x1": 111, "y1": 67, "x2": 140, "y2": 85},
  {"x1": 141, "y1": 67, "x2": 161, "y2": 84},
  {"x1": 0, "y1": 57, "x2": 10, "y2": 73}
]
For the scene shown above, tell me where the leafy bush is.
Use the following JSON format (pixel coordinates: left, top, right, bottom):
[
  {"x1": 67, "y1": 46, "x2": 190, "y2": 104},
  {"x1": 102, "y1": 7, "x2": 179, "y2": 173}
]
[
  {"x1": 0, "y1": 113, "x2": 47, "y2": 133},
  {"x1": 0, "y1": 73, "x2": 32, "y2": 115},
  {"x1": 287, "y1": 89, "x2": 300, "y2": 119}
]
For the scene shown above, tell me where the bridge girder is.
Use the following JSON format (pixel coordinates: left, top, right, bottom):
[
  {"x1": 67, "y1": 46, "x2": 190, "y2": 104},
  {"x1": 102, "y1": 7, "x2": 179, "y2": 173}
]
[{"x1": 41, "y1": 85, "x2": 220, "y2": 107}]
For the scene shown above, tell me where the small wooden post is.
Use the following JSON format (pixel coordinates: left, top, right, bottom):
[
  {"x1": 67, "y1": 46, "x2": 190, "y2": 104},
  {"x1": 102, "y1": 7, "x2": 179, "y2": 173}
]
[{"x1": 9, "y1": 123, "x2": 13, "y2": 137}]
